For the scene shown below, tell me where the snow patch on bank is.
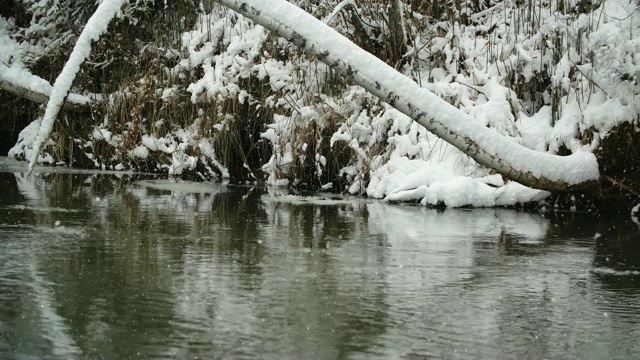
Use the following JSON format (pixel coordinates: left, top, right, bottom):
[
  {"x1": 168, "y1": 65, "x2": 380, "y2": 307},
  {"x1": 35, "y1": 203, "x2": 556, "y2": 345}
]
[{"x1": 367, "y1": 156, "x2": 548, "y2": 207}]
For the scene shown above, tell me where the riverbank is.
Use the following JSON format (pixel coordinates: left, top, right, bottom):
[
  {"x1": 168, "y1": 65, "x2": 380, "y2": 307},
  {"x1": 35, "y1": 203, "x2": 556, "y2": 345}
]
[{"x1": 1, "y1": 1, "x2": 639, "y2": 210}]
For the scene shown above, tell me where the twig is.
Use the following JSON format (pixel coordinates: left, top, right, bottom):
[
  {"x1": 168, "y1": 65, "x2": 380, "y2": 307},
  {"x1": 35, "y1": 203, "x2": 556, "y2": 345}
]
[{"x1": 603, "y1": 175, "x2": 640, "y2": 197}]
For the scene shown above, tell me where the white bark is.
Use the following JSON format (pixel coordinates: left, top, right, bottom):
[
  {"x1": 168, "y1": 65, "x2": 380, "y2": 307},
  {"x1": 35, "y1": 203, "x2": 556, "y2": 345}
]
[
  {"x1": 213, "y1": 0, "x2": 600, "y2": 192},
  {"x1": 27, "y1": 0, "x2": 128, "y2": 174}
]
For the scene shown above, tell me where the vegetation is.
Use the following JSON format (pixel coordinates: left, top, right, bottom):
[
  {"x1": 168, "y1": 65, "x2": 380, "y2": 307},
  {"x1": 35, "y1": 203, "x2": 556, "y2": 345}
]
[{"x1": 1, "y1": 0, "x2": 639, "y2": 209}]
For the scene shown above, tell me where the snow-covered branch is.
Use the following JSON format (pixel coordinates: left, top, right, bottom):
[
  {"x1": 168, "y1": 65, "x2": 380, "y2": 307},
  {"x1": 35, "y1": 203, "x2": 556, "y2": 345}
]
[
  {"x1": 213, "y1": 0, "x2": 600, "y2": 191},
  {"x1": 0, "y1": 65, "x2": 93, "y2": 112},
  {"x1": 27, "y1": 0, "x2": 128, "y2": 173}
]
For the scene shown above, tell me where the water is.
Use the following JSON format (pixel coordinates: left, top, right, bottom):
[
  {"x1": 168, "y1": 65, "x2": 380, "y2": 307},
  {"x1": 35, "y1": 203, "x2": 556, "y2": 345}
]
[{"x1": 0, "y1": 157, "x2": 639, "y2": 359}]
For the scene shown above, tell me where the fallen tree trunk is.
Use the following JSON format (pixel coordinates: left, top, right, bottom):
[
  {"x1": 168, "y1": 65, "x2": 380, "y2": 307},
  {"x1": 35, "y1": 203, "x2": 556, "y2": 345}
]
[
  {"x1": 26, "y1": 0, "x2": 127, "y2": 174},
  {"x1": 213, "y1": 0, "x2": 600, "y2": 192},
  {"x1": 0, "y1": 76, "x2": 92, "y2": 113}
]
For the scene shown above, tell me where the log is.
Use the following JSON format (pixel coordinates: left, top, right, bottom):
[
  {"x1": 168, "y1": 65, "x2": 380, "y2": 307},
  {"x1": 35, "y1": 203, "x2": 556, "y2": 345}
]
[
  {"x1": 212, "y1": 0, "x2": 601, "y2": 192},
  {"x1": 0, "y1": 76, "x2": 92, "y2": 113}
]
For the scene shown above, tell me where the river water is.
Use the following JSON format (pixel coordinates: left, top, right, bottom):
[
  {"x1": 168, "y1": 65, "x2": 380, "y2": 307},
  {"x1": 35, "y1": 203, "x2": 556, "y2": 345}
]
[{"x1": 0, "y1": 157, "x2": 639, "y2": 360}]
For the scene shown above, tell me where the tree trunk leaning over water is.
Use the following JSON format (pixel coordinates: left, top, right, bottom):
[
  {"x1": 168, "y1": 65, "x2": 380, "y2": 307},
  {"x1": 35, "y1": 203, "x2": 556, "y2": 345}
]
[
  {"x1": 27, "y1": 0, "x2": 128, "y2": 174},
  {"x1": 212, "y1": 0, "x2": 600, "y2": 192}
]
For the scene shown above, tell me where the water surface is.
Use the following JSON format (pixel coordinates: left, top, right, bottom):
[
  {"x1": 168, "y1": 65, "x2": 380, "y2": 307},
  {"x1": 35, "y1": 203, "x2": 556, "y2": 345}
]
[{"x1": 0, "y1": 158, "x2": 639, "y2": 359}]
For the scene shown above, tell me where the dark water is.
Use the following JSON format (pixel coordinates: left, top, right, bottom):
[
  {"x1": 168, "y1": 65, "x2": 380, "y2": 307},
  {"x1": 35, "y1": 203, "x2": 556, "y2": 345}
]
[{"x1": 0, "y1": 158, "x2": 639, "y2": 360}]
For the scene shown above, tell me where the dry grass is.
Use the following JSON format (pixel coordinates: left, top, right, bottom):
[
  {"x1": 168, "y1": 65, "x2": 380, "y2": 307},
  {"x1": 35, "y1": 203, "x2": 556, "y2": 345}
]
[{"x1": 7, "y1": 0, "x2": 634, "y2": 201}]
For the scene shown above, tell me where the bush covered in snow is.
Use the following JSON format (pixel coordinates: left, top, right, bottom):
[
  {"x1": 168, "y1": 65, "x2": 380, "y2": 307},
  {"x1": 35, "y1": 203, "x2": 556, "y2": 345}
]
[{"x1": 1, "y1": 0, "x2": 639, "y2": 208}]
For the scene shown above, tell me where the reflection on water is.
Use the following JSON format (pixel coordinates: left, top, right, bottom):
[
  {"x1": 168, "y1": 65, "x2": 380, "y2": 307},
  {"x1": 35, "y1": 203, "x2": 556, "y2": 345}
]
[{"x1": 0, "y1": 161, "x2": 639, "y2": 359}]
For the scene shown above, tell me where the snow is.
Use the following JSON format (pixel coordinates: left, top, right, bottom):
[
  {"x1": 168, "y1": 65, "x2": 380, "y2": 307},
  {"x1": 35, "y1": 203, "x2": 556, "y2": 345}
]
[
  {"x1": 256, "y1": 0, "x2": 599, "y2": 183},
  {"x1": 592, "y1": 268, "x2": 640, "y2": 276},
  {"x1": 0, "y1": 17, "x2": 94, "y2": 103},
  {"x1": 224, "y1": 0, "x2": 640, "y2": 206},
  {"x1": 367, "y1": 156, "x2": 548, "y2": 207},
  {"x1": 4, "y1": 0, "x2": 640, "y2": 208},
  {"x1": 130, "y1": 145, "x2": 149, "y2": 159},
  {"x1": 26, "y1": 0, "x2": 128, "y2": 173},
  {"x1": 0, "y1": 64, "x2": 93, "y2": 106}
]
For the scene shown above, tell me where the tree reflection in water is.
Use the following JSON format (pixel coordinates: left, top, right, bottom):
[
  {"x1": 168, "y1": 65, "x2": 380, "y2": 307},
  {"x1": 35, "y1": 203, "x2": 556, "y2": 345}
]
[{"x1": 0, "y1": 169, "x2": 639, "y2": 359}]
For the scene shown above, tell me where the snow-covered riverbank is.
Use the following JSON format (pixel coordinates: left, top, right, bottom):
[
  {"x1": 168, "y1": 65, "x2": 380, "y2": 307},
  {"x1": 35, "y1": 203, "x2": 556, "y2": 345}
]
[{"x1": 1, "y1": 0, "x2": 639, "y2": 208}]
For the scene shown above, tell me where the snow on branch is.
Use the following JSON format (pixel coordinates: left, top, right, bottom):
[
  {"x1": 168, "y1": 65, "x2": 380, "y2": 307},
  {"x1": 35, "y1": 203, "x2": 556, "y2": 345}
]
[
  {"x1": 0, "y1": 64, "x2": 94, "y2": 112},
  {"x1": 213, "y1": 0, "x2": 600, "y2": 191},
  {"x1": 27, "y1": 0, "x2": 128, "y2": 174}
]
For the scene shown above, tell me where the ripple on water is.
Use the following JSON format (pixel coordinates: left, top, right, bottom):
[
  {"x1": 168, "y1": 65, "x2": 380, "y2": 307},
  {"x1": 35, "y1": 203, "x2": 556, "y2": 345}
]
[
  {"x1": 0, "y1": 224, "x2": 85, "y2": 237},
  {"x1": 134, "y1": 179, "x2": 226, "y2": 194},
  {"x1": 1, "y1": 171, "x2": 640, "y2": 359},
  {"x1": 592, "y1": 267, "x2": 640, "y2": 276}
]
